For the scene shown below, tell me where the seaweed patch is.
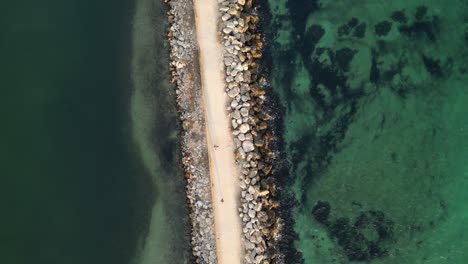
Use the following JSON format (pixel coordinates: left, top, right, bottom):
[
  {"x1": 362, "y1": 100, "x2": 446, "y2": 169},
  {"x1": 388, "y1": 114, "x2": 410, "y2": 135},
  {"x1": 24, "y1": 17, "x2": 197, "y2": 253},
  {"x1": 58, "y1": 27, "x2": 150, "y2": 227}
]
[{"x1": 312, "y1": 201, "x2": 395, "y2": 262}]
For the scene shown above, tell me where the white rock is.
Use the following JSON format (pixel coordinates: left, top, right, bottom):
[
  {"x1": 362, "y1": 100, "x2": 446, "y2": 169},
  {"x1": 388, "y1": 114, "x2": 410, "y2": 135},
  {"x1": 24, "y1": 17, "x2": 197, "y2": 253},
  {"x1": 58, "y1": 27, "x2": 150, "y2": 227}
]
[
  {"x1": 227, "y1": 87, "x2": 240, "y2": 98},
  {"x1": 235, "y1": 73, "x2": 244, "y2": 82},
  {"x1": 240, "y1": 180, "x2": 247, "y2": 189},
  {"x1": 239, "y1": 123, "x2": 250, "y2": 133},
  {"x1": 230, "y1": 69, "x2": 239, "y2": 77},
  {"x1": 248, "y1": 209, "x2": 256, "y2": 218},
  {"x1": 226, "y1": 21, "x2": 235, "y2": 29},
  {"x1": 242, "y1": 140, "x2": 255, "y2": 152},
  {"x1": 231, "y1": 110, "x2": 241, "y2": 119},
  {"x1": 223, "y1": 27, "x2": 232, "y2": 34},
  {"x1": 240, "y1": 107, "x2": 249, "y2": 117},
  {"x1": 221, "y1": 13, "x2": 231, "y2": 22},
  {"x1": 224, "y1": 56, "x2": 233, "y2": 65}
]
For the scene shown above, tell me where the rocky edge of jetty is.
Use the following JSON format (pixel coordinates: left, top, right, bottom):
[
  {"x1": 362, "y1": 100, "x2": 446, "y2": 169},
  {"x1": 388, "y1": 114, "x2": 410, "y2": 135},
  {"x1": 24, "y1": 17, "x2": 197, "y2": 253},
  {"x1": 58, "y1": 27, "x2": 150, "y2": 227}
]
[
  {"x1": 166, "y1": 0, "x2": 217, "y2": 263},
  {"x1": 219, "y1": 0, "x2": 281, "y2": 263}
]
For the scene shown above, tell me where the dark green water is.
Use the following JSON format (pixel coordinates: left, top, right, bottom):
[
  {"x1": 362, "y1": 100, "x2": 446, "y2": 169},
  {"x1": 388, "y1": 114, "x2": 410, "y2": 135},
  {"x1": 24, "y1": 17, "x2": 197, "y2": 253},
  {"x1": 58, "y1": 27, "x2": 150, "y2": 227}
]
[
  {"x1": 0, "y1": 0, "x2": 188, "y2": 263},
  {"x1": 265, "y1": 0, "x2": 468, "y2": 263}
]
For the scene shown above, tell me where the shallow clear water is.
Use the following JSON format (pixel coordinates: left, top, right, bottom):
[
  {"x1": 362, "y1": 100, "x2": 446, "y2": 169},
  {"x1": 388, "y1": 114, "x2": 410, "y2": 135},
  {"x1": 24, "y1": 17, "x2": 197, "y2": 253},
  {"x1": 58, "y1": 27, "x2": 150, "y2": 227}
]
[
  {"x1": 265, "y1": 0, "x2": 468, "y2": 263},
  {"x1": 0, "y1": 1, "x2": 188, "y2": 263}
]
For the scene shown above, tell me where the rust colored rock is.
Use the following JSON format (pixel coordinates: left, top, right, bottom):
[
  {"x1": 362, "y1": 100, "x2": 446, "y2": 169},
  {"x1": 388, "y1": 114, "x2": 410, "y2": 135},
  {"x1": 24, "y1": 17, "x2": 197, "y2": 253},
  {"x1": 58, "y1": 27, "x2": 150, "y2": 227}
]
[{"x1": 262, "y1": 164, "x2": 272, "y2": 176}]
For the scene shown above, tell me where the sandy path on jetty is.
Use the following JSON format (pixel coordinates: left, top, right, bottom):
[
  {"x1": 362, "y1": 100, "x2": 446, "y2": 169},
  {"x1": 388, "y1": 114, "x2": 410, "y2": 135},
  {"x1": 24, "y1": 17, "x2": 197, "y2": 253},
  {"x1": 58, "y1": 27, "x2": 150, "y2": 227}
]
[{"x1": 193, "y1": 0, "x2": 243, "y2": 263}]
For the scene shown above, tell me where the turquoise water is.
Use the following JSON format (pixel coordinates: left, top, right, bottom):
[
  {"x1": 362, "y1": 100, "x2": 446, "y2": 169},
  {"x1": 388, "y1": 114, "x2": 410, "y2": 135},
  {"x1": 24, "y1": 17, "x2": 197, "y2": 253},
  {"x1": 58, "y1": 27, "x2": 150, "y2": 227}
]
[
  {"x1": 0, "y1": 1, "x2": 188, "y2": 263},
  {"x1": 265, "y1": 0, "x2": 468, "y2": 263}
]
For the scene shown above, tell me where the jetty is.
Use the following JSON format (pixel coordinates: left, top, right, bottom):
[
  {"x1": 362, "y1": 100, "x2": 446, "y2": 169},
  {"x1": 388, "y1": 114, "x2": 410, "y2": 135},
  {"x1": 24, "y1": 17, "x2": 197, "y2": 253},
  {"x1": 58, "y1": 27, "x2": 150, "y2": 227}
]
[
  {"x1": 166, "y1": 0, "x2": 278, "y2": 263},
  {"x1": 193, "y1": 0, "x2": 243, "y2": 263}
]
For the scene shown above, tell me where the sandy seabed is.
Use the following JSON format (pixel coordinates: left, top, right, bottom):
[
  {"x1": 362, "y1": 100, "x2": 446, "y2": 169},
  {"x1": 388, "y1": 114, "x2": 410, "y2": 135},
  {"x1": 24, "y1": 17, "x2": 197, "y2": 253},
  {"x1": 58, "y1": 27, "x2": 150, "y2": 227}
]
[{"x1": 129, "y1": 0, "x2": 190, "y2": 263}]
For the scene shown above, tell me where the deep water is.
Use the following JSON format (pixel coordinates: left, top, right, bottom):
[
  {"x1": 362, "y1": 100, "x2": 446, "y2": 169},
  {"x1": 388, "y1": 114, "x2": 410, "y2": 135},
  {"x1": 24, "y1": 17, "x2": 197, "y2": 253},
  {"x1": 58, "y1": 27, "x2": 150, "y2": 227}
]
[
  {"x1": 0, "y1": 0, "x2": 188, "y2": 263},
  {"x1": 264, "y1": 0, "x2": 468, "y2": 263}
]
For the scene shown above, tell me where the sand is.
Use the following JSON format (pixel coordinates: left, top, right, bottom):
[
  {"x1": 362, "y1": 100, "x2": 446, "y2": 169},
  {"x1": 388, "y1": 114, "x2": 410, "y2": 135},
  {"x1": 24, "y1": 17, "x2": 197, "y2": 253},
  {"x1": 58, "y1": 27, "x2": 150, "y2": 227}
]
[{"x1": 193, "y1": 0, "x2": 243, "y2": 263}]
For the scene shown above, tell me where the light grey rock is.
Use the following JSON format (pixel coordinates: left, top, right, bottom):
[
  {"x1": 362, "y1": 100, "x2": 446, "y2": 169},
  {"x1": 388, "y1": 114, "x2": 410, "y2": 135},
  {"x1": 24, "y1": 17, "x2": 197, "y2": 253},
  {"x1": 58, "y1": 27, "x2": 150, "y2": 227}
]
[
  {"x1": 234, "y1": 137, "x2": 242, "y2": 148},
  {"x1": 245, "y1": 253, "x2": 254, "y2": 263},
  {"x1": 255, "y1": 254, "x2": 265, "y2": 263},
  {"x1": 239, "y1": 123, "x2": 250, "y2": 133},
  {"x1": 245, "y1": 241, "x2": 255, "y2": 250},
  {"x1": 227, "y1": 86, "x2": 240, "y2": 98},
  {"x1": 226, "y1": 21, "x2": 235, "y2": 29},
  {"x1": 243, "y1": 214, "x2": 250, "y2": 222},
  {"x1": 230, "y1": 99, "x2": 238, "y2": 108},
  {"x1": 224, "y1": 56, "x2": 233, "y2": 65},
  {"x1": 239, "y1": 180, "x2": 247, "y2": 189},
  {"x1": 240, "y1": 107, "x2": 249, "y2": 117},
  {"x1": 254, "y1": 202, "x2": 262, "y2": 212},
  {"x1": 248, "y1": 209, "x2": 256, "y2": 218},
  {"x1": 231, "y1": 110, "x2": 241, "y2": 119},
  {"x1": 238, "y1": 133, "x2": 245, "y2": 141},
  {"x1": 238, "y1": 147, "x2": 246, "y2": 159},
  {"x1": 223, "y1": 27, "x2": 233, "y2": 34},
  {"x1": 221, "y1": 13, "x2": 231, "y2": 22},
  {"x1": 232, "y1": 119, "x2": 238, "y2": 129},
  {"x1": 242, "y1": 140, "x2": 255, "y2": 152},
  {"x1": 230, "y1": 69, "x2": 239, "y2": 77},
  {"x1": 235, "y1": 72, "x2": 244, "y2": 82}
]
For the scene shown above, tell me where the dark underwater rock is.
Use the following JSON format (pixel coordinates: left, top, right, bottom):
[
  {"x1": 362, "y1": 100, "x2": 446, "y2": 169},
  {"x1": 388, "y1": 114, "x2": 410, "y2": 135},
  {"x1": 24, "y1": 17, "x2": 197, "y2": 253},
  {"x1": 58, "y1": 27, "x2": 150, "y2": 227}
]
[
  {"x1": 312, "y1": 201, "x2": 395, "y2": 262},
  {"x1": 375, "y1": 21, "x2": 392, "y2": 37},
  {"x1": 354, "y1": 23, "x2": 367, "y2": 38},
  {"x1": 422, "y1": 55, "x2": 442, "y2": 77},
  {"x1": 415, "y1": 5, "x2": 428, "y2": 20},
  {"x1": 391, "y1": 10, "x2": 407, "y2": 23},
  {"x1": 312, "y1": 200, "x2": 331, "y2": 224}
]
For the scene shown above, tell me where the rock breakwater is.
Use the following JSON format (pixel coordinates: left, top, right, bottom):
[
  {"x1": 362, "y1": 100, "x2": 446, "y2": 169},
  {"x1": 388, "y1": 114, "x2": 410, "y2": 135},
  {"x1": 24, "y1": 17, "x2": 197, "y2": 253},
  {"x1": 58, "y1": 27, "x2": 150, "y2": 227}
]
[
  {"x1": 166, "y1": 0, "x2": 217, "y2": 263},
  {"x1": 219, "y1": 0, "x2": 280, "y2": 263},
  {"x1": 166, "y1": 0, "x2": 286, "y2": 262}
]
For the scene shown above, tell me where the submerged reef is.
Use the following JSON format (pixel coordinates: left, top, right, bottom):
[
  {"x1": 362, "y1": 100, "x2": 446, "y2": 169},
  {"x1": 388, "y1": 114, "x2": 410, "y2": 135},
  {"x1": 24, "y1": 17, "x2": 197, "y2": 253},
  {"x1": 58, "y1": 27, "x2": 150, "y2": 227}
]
[
  {"x1": 267, "y1": 0, "x2": 468, "y2": 263},
  {"x1": 312, "y1": 201, "x2": 394, "y2": 262}
]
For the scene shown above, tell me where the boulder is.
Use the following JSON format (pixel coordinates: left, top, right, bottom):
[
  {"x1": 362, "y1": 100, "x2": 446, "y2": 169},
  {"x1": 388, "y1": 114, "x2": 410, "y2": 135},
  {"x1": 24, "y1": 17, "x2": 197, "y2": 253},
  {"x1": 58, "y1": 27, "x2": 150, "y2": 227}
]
[
  {"x1": 226, "y1": 21, "x2": 235, "y2": 29},
  {"x1": 227, "y1": 87, "x2": 240, "y2": 98},
  {"x1": 231, "y1": 110, "x2": 241, "y2": 119},
  {"x1": 240, "y1": 107, "x2": 249, "y2": 117},
  {"x1": 239, "y1": 123, "x2": 250, "y2": 133},
  {"x1": 248, "y1": 209, "x2": 256, "y2": 219},
  {"x1": 238, "y1": 133, "x2": 246, "y2": 141},
  {"x1": 239, "y1": 180, "x2": 247, "y2": 189},
  {"x1": 242, "y1": 141, "x2": 255, "y2": 152},
  {"x1": 223, "y1": 27, "x2": 233, "y2": 34},
  {"x1": 221, "y1": 13, "x2": 231, "y2": 22}
]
